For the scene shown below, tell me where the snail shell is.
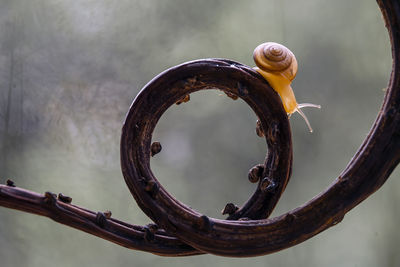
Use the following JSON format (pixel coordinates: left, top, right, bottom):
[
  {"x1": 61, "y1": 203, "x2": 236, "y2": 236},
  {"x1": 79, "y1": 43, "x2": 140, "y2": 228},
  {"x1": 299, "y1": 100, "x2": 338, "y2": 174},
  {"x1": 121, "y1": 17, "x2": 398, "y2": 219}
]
[{"x1": 253, "y1": 42, "x2": 298, "y2": 81}]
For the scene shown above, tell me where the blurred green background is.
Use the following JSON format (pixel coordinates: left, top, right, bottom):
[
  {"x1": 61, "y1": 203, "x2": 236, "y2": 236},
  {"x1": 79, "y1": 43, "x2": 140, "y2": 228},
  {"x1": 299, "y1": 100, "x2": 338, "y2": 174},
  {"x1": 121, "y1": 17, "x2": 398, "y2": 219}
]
[{"x1": 0, "y1": 0, "x2": 398, "y2": 266}]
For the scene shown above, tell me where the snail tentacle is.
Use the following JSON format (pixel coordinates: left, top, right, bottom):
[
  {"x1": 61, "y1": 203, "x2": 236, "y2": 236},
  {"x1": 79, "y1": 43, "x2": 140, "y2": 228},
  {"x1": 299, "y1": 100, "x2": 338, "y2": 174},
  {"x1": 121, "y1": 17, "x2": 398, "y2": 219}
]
[
  {"x1": 297, "y1": 103, "x2": 322, "y2": 109},
  {"x1": 296, "y1": 103, "x2": 321, "y2": 132}
]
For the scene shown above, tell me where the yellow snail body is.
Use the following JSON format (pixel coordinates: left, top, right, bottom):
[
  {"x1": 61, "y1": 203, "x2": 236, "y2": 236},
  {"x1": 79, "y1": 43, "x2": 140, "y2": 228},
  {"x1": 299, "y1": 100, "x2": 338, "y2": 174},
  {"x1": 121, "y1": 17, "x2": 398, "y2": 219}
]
[{"x1": 253, "y1": 42, "x2": 320, "y2": 132}]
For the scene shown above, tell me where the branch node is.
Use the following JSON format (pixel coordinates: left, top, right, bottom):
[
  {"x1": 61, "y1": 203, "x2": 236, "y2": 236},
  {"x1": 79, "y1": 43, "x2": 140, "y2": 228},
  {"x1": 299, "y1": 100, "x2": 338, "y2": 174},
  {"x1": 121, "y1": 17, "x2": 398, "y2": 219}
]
[
  {"x1": 196, "y1": 215, "x2": 211, "y2": 232},
  {"x1": 6, "y1": 179, "x2": 15, "y2": 187},
  {"x1": 144, "y1": 180, "x2": 159, "y2": 198},
  {"x1": 248, "y1": 164, "x2": 264, "y2": 183},
  {"x1": 96, "y1": 212, "x2": 108, "y2": 228},
  {"x1": 176, "y1": 94, "x2": 190, "y2": 105},
  {"x1": 150, "y1": 142, "x2": 162, "y2": 157},
  {"x1": 104, "y1": 210, "x2": 112, "y2": 219},
  {"x1": 143, "y1": 224, "x2": 158, "y2": 243},
  {"x1": 256, "y1": 119, "x2": 265, "y2": 137},
  {"x1": 224, "y1": 91, "x2": 239, "y2": 100},
  {"x1": 58, "y1": 193, "x2": 72, "y2": 204},
  {"x1": 44, "y1": 191, "x2": 57, "y2": 205},
  {"x1": 222, "y1": 203, "x2": 239, "y2": 215},
  {"x1": 260, "y1": 177, "x2": 277, "y2": 192}
]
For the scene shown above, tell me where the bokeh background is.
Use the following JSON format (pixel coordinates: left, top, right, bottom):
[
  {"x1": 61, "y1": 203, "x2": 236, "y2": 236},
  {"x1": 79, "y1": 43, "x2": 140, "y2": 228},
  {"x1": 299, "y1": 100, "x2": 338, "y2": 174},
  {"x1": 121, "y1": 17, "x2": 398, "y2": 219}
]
[{"x1": 0, "y1": 0, "x2": 398, "y2": 266}]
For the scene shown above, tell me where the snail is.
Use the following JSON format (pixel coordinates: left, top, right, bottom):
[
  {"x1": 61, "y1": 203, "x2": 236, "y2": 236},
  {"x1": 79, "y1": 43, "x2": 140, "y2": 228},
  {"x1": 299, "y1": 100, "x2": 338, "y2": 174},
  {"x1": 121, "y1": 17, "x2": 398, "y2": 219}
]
[{"x1": 253, "y1": 42, "x2": 320, "y2": 132}]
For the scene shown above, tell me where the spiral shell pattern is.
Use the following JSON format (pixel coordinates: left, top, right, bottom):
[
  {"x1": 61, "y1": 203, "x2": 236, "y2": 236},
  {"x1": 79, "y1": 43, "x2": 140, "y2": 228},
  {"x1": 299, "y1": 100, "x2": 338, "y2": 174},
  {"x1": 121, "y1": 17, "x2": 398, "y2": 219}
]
[{"x1": 253, "y1": 42, "x2": 297, "y2": 79}]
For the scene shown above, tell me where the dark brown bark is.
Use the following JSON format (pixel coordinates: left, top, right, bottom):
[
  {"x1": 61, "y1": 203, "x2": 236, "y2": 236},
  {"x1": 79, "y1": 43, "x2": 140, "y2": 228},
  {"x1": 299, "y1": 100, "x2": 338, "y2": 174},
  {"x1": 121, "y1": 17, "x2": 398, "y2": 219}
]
[
  {"x1": 0, "y1": 185, "x2": 200, "y2": 256},
  {"x1": 1, "y1": 0, "x2": 399, "y2": 257}
]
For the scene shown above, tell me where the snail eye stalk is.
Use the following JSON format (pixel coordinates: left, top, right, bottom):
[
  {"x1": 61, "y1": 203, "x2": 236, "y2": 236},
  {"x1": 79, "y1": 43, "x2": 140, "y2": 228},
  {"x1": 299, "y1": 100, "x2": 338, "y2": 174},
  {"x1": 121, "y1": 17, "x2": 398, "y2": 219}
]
[{"x1": 294, "y1": 104, "x2": 321, "y2": 132}]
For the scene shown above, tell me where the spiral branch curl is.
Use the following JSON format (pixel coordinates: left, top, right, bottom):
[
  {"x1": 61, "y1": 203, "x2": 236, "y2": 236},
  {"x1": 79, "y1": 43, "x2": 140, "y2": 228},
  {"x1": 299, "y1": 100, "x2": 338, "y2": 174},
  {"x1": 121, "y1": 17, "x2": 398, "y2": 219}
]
[{"x1": 0, "y1": 0, "x2": 399, "y2": 257}]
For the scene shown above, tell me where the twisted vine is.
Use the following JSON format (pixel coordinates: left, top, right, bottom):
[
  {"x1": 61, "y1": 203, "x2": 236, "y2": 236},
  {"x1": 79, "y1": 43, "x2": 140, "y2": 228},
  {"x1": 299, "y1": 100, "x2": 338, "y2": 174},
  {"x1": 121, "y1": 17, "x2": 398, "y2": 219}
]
[{"x1": 0, "y1": 0, "x2": 399, "y2": 257}]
